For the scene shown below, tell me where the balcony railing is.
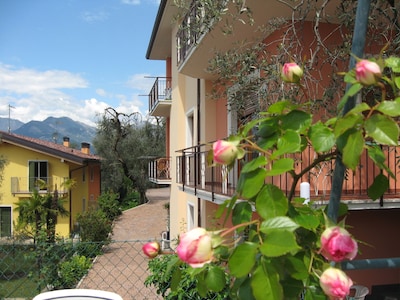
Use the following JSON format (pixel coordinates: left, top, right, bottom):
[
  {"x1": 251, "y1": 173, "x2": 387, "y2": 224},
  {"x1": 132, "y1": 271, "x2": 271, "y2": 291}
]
[
  {"x1": 11, "y1": 177, "x2": 69, "y2": 195},
  {"x1": 148, "y1": 77, "x2": 172, "y2": 117},
  {"x1": 176, "y1": 143, "x2": 400, "y2": 207},
  {"x1": 148, "y1": 157, "x2": 172, "y2": 185}
]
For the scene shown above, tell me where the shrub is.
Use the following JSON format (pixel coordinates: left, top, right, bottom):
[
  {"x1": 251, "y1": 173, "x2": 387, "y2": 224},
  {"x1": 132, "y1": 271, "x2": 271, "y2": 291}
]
[
  {"x1": 77, "y1": 209, "x2": 112, "y2": 243},
  {"x1": 56, "y1": 255, "x2": 92, "y2": 289},
  {"x1": 98, "y1": 191, "x2": 122, "y2": 221},
  {"x1": 145, "y1": 254, "x2": 230, "y2": 300}
]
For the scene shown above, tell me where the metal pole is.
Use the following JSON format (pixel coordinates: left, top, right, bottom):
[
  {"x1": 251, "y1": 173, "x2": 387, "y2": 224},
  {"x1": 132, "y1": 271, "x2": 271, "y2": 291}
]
[{"x1": 327, "y1": 0, "x2": 371, "y2": 222}]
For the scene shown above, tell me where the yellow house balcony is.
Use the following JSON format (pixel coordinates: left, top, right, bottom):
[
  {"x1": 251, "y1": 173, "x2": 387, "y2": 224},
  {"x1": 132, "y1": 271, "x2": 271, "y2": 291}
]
[
  {"x1": 148, "y1": 157, "x2": 172, "y2": 185},
  {"x1": 11, "y1": 177, "x2": 69, "y2": 196},
  {"x1": 148, "y1": 77, "x2": 172, "y2": 117},
  {"x1": 176, "y1": 143, "x2": 400, "y2": 209}
]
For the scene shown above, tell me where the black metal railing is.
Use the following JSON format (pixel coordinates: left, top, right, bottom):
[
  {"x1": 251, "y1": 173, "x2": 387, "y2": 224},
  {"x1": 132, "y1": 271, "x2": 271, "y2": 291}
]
[
  {"x1": 176, "y1": 143, "x2": 400, "y2": 203},
  {"x1": 11, "y1": 177, "x2": 69, "y2": 195},
  {"x1": 148, "y1": 77, "x2": 172, "y2": 114}
]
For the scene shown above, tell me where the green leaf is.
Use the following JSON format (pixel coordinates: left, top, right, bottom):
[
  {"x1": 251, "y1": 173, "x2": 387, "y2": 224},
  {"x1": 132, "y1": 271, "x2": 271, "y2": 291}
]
[
  {"x1": 256, "y1": 184, "x2": 288, "y2": 219},
  {"x1": 395, "y1": 77, "x2": 400, "y2": 89},
  {"x1": 233, "y1": 201, "x2": 253, "y2": 227},
  {"x1": 376, "y1": 101, "x2": 400, "y2": 117},
  {"x1": 260, "y1": 230, "x2": 301, "y2": 257},
  {"x1": 272, "y1": 130, "x2": 301, "y2": 158},
  {"x1": 365, "y1": 114, "x2": 399, "y2": 145},
  {"x1": 251, "y1": 264, "x2": 283, "y2": 300},
  {"x1": 205, "y1": 266, "x2": 226, "y2": 292},
  {"x1": 238, "y1": 277, "x2": 256, "y2": 300},
  {"x1": 338, "y1": 83, "x2": 362, "y2": 111},
  {"x1": 342, "y1": 129, "x2": 364, "y2": 170},
  {"x1": 268, "y1": 101, "x2": 291, "y2": 114},
  {"x1": 260, "y1": 216, "x2": 299, "y2": 233},
  {"x1": 349, "y1": 102, "x2": 370, "y2": 114},
  {"x1": 241, "y1": 156, "x2": 267, "y2": 173},
  {"x1": 237, "y1": 168, "x2": 267, "y2": 199},
  {"x1": 257, "y1": 117, "x2": 279, "y2": 138},
  {"x1": 308, "y1": 122, "x2": 335, "y2": 153},
  {"x1": 334, "y1": 113, "x2": 363, "y2": 138},
  {"x1": 265, "y1": 158, "x2": 294, "y2": 176},
  {"x1": 229, "y1": 242, "x2": 258, "y2": 277},
  {"x1": 385, "y1": 56, "x2": 400, "y2": 72},
  {"x1": 292, "y1": 212, "x2": 320, "y2": 230},
  {"x1": 170, "y1": 268, "x2": 182, "y2": 292},
  {"x1": 281, "y1": 110, "x2": 312, "y2": 133},
  {"x1": 368, "y1": 173, "x2": 389, "y2": 201},
  {"x1": 286, "y1": 255, "x2": 309, "y2": 280},
  {"x1": 367, "y1": 145, "x2": 394, "y2": 178}
]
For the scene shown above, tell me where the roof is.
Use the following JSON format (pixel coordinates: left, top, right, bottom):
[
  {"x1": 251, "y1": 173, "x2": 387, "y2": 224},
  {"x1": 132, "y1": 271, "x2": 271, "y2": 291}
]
[{"x1": 0, "y1": 130, "x2": 101, "y2": 165}]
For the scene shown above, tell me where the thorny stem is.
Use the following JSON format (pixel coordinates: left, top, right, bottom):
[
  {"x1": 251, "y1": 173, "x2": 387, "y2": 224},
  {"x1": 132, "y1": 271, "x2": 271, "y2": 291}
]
[{"x1": 220, "y1": 219, "x2": 260, "y2": 238}]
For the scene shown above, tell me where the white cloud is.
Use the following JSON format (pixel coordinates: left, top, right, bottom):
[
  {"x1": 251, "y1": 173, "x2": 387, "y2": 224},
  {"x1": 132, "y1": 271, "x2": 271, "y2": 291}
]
[
  {"x1": 0, "y1": 64, "x2": 88, "y2": 94},
  {"x1": 121, "y1": 0, "x2": 141, "y2": 5},
  {"x1": 81, "y1": 11, "x2": 109, "y2": 23},
  {"x1": 126, "y1": 73, "x2": 155, "y2": 91}
]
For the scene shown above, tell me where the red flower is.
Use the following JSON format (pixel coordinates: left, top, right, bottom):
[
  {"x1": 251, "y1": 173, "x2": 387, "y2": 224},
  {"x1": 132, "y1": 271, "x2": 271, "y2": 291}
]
[{"x1": 320, "y1": 226, "x2": 358, "y2": 262}]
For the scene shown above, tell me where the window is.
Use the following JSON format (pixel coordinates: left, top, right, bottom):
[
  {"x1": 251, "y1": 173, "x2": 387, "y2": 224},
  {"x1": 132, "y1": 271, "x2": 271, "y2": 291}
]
[
  {"x1": 0, "y1": 207, "x2": 12, "y2": 237},
  {"x1": 29, "y1": 161, "x2": 48, "y2": 191}
]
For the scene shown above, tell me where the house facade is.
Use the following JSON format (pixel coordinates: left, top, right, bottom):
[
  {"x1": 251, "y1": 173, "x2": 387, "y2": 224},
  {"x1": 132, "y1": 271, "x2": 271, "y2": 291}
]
[
  {"x1": 146, "y1": 0, "x2": 400, "y2": 291},
  {"x1": 0, "y1": 131, "x2": 101, "y2": 238}
]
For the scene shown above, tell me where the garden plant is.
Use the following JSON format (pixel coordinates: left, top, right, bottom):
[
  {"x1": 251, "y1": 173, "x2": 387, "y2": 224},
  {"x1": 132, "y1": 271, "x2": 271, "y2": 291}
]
[{"x1": 143, "y1": 54, "x2": 400, "y2": 299}]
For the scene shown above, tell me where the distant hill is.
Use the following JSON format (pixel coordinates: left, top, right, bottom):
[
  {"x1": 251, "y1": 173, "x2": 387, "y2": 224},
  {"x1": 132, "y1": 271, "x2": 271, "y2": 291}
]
[
  {"x1": 0, "y1": 117, "x2": 97, "y2": 150},
  {"x1": 0, "y1": 118, "x2": 24, "y2": 132}
]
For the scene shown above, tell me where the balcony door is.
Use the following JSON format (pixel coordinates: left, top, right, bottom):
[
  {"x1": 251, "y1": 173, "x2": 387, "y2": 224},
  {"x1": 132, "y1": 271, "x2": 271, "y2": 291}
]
[
  {"x1": 29, "y1": 161, "x2": 48, "y2": 191},
  {"x1": 0, "y1": 206, "x2": 11, "y2": 237}
]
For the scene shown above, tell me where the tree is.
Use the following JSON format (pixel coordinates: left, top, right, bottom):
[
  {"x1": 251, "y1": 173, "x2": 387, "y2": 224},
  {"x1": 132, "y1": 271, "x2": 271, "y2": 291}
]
[
  {"x1": 14, "y1": 179, "x2": 70, "y2": 242},
  {"x1": 93, "y1": 107, "x2": 165, "y2": 204}
]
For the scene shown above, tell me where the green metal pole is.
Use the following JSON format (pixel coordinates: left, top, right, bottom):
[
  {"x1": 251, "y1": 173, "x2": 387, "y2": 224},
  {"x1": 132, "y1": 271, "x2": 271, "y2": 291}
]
[{"x1": 327, "y1": 0, "x2": 371, "y2": 222}]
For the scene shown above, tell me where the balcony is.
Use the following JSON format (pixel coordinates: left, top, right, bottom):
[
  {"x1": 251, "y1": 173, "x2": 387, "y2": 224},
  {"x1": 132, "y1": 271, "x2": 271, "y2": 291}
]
[
  {"x1": 176, "y1": 0, "x2": 340, "y2": 79},
  {"x1": 148, "y1": 157, "x2": 172, "y2": 185},
  {"x1": 11, "y1": 177, "x2": 70, "y2": 196},
  {"x1": 176, "y1": 144, "x2": 400, "y2": 209},
  {"x1": 148, "y1": 77, "x2": 172, "y2": 117}
]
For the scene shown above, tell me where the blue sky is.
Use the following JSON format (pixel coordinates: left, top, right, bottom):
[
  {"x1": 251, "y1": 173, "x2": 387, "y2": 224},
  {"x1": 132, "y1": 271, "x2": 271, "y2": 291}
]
[{"x1": 0, "y1": 0, "x2": 164, "y2": 127}]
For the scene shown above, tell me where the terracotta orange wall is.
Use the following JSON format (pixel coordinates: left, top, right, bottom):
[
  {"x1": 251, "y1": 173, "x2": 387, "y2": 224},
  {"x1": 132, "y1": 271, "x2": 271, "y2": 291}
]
[
  {"x1": 215, "y1": 96, "x2": 228, "y2": 139},
  {"x1": 345, "y1": 209, "x2": 400, "y2": 291},
  {"x1": 88, "y1": 163, "x2": 101, "y2": 201}
]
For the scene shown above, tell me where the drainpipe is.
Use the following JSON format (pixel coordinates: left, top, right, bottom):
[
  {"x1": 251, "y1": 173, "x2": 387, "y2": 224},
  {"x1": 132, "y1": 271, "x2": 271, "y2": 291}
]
[
  {"x1": 327, "y1": 0, "x2": 371, "y2": 223},
  {"x1": 197, "y1": 78, "x2": 201, "y2": 227}
]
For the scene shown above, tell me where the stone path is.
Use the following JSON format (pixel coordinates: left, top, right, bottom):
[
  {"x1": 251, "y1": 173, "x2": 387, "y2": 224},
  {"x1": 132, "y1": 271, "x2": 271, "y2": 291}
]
[{"x1": 78, "y1": 187, "x2": 170, "y2": 300}]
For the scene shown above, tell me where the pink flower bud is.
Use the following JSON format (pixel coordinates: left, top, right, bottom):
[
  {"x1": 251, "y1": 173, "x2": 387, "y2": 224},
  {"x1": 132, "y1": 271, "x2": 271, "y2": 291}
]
[
  {"x1": 142, "y1": 241, "x2": 160, "y2": 259},
  {"x1": 176, "y1": 227, "x2": 213, "y2": 268},
  {"x1": 281, "y1": 62, "x2": 303, "y2": 83},
  {"x1": 320, "y1": 226, "x2": 358, "y2": 262},
  {"x1": 213, "y1": 140, "x2": 238, "y2": 165},
  {"x1": 320, "y1": 267, "x2": 353, "y2": 300},
  {"x1": 355, "y1": 59, "x2": 382, "y2": 86}
]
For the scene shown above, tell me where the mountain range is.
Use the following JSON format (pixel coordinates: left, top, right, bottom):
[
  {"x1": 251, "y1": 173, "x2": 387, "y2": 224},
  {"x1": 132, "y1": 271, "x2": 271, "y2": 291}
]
[{"x1": 0, "y1": 117, "x2": 97, "y2": 150}]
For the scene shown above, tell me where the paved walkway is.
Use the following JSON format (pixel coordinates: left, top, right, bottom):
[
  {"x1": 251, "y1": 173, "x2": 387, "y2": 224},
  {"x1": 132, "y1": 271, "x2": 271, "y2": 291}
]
[{"x1": 79, "y1": 187, "x2": 170, "y2": 300}]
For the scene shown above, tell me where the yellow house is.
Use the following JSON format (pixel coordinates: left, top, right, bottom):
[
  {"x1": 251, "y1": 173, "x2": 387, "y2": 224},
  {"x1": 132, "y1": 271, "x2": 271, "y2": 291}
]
[
  {"x1": 145, "y1": 0, "x2": 400, "y2": 292},
  {"x1": 0, "y1": 131, "x2": 101, "y2": 238}
]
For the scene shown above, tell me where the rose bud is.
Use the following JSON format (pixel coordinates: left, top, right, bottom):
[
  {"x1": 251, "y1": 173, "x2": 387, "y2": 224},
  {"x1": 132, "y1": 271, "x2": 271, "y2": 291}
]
[
  {"x1": 281, "y1": 62, "x2": 303, "y2": 83},
  {"x1": 355, "y1": 59, "x2": 382, "y2": 86},
  {"x1": 176, "y1": 227, "x2": 213, "y2": 268},
  {"x1": 142, "y1": 241, "x2": 160, "y2": 259},
  {"x1": 320, "y1": 267, "x2": 353, "y2": 300},
  {"x1": 213, "y1": 140, "x2": 239, "y2": 165},
  {"x1": 320, "y1": 226, "x2": 358, "y2": 262}
]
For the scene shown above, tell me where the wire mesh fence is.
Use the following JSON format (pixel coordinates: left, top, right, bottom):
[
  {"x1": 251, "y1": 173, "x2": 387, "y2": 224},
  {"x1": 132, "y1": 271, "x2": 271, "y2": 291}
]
[{"x1": 0, "y1": 239, "x2": 161, "y2": 300}]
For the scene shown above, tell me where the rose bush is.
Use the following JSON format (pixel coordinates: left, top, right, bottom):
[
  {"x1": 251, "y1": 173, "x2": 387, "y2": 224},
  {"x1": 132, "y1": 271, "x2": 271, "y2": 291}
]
[{"x1": 144, "y1": 55, "x2": 400, "y2": 299}]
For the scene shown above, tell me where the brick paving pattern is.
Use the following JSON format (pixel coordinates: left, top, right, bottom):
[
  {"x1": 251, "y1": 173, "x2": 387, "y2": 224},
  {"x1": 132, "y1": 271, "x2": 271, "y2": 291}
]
[{"x1": 79, "y1": 187, "x2": 170, "y2": 300}]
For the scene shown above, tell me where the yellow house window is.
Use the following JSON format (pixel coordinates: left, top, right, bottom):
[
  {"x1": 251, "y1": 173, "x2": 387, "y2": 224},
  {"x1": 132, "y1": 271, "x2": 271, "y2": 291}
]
[{"x1": 28, "y1": 161, "x2": 48, "y2": 191}]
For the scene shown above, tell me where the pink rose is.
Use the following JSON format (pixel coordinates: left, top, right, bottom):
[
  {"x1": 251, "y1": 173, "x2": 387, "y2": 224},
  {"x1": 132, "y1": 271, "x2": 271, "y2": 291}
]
[
  {"x1": 281, "y1": 62, "x2": 303, "y2": 83},
  {"x1": 142, "y1": 241, "x2": 160, "y2": 259},
  {"x1": 213, "y1": 140, "x2": 238, "y2": 165},
  {"x1": 176, "y1": 227, "x2": 213, "y2": 268},
  {"x1": 320, "y1": 226, "x2": 358, "y2": 262},
  {"x1": 320, "y1": 267, "x2": 353, "y2": 300},
  {"x1": 355, "y1": 59, "x2": 382, "y2": 86}
]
